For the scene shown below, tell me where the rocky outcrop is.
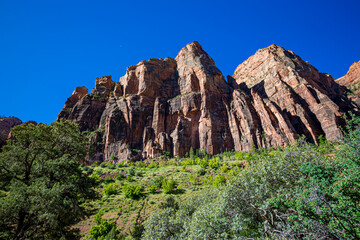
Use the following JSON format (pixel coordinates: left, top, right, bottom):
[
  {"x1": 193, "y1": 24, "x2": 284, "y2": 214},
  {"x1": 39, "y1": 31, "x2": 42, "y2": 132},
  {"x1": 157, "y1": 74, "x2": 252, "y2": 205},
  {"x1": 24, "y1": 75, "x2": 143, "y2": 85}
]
[
  {"x1": 336, "y1": 60, "x2": 360, "y2": 105},
  {"x1": 0, "y1": 117, "x2": 22, "y2": 150},
  {"x1": 57, "y1": 86, "x2": 88, "y2": 120},
  {"x1": 58, "y1": 42, "x2": 357, "y2": 162},
  {"x1": 231, "y1": 44, "x2": 353, "y2": 147},
  {"x1": 336, "y1": 60, "x2": 360, "y2": 87}
]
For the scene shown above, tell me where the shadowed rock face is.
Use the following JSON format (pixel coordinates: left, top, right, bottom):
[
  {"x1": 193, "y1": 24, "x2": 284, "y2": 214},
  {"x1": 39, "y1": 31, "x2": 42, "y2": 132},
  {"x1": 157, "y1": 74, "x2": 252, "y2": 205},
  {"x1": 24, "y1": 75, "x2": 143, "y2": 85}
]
[
  {"x1": 0, "y1": 117, "x2": 22, "y2": 150},
  {"x1": 57, "y1": 42, "x2": 357, "y2": 162},
  {"x1": 0, "y1": 118, "x2": 38, "y2": 151}
]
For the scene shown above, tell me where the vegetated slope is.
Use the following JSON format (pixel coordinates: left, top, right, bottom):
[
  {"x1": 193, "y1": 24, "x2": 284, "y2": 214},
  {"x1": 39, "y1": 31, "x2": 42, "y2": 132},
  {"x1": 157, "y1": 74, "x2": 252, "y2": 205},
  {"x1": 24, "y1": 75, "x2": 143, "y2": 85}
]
[
  {"x1": 77, "y1": 126, "x2": 360, "y2": 239},
  {"x1": 57, "y1": 42, "x2": 357, "y2": 162},
  {"x1": 76, "y1": 143, "x2": 306, "y2": 238}
]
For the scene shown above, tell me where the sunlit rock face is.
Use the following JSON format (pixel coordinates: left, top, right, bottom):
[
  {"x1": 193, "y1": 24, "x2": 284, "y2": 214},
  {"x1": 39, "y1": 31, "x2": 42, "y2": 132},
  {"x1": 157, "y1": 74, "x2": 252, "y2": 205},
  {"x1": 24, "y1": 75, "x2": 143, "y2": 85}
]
[
  {"x1": 58, "y1": 42, "x2": 357, "y2": 162},
  {"x1": 336, "y1": 60, "x2": 360, "y2": 106}
]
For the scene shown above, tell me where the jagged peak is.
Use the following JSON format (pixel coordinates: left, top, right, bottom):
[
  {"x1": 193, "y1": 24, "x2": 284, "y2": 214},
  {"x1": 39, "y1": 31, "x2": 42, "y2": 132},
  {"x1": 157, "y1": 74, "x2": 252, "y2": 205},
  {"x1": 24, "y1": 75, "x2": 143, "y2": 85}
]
[
  {"x1": 72, "y1": 86, "x2": 88, "y2": 96},
  {"x1": 233, "y1": 44, "x2": 310, "y2": 81},
  {"x1": 176, "y1": 41, "x2": 218, "y2": 73},
  {"x1": 95, "y1": 75, "x2": 115, "y2": 89},
  {"x1": 348, "y1": 60, "x2": 360, "y2": 74},
  {"x1": 183, "y1": 41, "x2": 204, "y2": 52},
  {"x1": 125, "y1": 57, "x2": 176, "y2": 72},
  {"x1": 176, "y1": 41, "x2": 202, "y2": 56},
  {"x1": 256, "y1": 43, "x2": 289, "y2": 56},
  {"x1": 336, "y1": 59, "x2": 360, "y2": 87}
]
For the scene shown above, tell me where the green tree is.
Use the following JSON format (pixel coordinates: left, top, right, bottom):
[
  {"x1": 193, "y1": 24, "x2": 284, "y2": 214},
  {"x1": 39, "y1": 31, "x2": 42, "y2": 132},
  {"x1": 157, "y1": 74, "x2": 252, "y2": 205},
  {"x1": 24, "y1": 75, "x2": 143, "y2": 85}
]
[{"x1": 0, "y1": 120, "x2": 96, "y2": 240}]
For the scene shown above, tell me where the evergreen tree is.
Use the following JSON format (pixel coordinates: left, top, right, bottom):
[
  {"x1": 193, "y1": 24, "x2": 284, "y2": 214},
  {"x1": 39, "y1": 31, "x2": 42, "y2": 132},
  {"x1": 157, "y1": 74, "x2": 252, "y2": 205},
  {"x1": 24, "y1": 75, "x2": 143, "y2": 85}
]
[{"x1": 0, "y1": 120, "x2": 96, "y2": 240}]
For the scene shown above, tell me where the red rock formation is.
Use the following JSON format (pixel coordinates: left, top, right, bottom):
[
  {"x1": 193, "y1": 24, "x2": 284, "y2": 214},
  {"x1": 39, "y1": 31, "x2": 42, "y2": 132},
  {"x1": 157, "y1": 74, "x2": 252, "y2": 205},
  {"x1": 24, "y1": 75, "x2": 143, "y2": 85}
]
[
  {"x1": 57, "y1": 86, "x2": 88, "y2": 120},
  {"x1": 336, "y1": 60, "x2": 360, "y2": 105},
  {"x1": 336, "y1": 60, "x2": 360, "y2": 87},
  {"x1": 0, "y1": 117, "x2": 22, "y2": 150},
  {"x1": 58, "y1": 42, "x2": 356, "y2": 162},
  {"x1": 231, "y1": 44, "x2": 352, "y2": 147}
]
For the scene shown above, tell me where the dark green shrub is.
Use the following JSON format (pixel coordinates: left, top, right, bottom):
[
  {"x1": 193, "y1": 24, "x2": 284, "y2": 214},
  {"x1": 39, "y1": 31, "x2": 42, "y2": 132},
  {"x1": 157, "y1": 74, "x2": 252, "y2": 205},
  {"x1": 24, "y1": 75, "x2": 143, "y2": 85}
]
[
  {"x1": 153, "y1": 176, "x2": 165, "y2": 189},
  {"x1": 149, "y1": 185, "x2": 156, "y2": 194},
  {"x1": 128, "y1": 167, "x2": 135, "y2": 176},
  {"x1": 131, "y1": 222, "x2": 144, "y2": 240},
  {"x1": 148, "y1": 162, "x2": 158, "y2": 168},
  {"x1": 100, "y1": 162, "x2": 106, "y2": 168},
  {"x1": 103, "y1": 183, "x2": 117, "y2": 196},
  {"x1": 212, "y1": 174, "x2": 226, "y2": 187},
  {"x1": 160, "y1": 196, "x2": 179, "y2": 210},
  {"x1": 86, "y1": 167, "x2": 94, "y2": 175},
  {"x1": 104, "y1": 176, "x2": 113, "y2": 183},
  {"x1": 136, "y1": 161, "x2": 145, "y2": 168},
  {"x1": 96, "y1": 170, "x2": 103, "y2": 176},
  {"x1": 188, "y1": 174, "x2": 199, "y2": 186},
  {"x1": 107, "y1": 163, "x2": 115, "y2": 169},
  {"x1": 196, "y1": 158, "x2": 208, "y2": 168},
  {"x1": 116, "y1": 173, "x2": 125, "y2": 181},
  {"x1": 123, "y1": 184, "x2": 142, "y2": 199},
  {"x1": 162, "y1": 179, "x2": 175, "y2": 194},
  {"x1": 220, "y1": 163, "x2": 228, "y2": 173},
  {"x1": 208, "y1": 157, "x2": 220, "y2": 169},
  {"x1": 197, "y1": 168, "x2": 206, "y2": 176},
  {"x1": 89, "y1": 211, "x2": 117, "y2": 239}
]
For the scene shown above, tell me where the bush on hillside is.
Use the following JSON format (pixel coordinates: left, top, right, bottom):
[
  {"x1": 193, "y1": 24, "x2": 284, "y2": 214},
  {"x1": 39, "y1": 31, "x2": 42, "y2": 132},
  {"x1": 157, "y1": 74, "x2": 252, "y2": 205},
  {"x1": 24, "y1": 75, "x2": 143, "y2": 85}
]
[
  {"x1": 142, "y1": 115, "x2": 360, "y2": 240},
  {"x1": 123, "y1": 184, "x2": 142, "y2": 199}
]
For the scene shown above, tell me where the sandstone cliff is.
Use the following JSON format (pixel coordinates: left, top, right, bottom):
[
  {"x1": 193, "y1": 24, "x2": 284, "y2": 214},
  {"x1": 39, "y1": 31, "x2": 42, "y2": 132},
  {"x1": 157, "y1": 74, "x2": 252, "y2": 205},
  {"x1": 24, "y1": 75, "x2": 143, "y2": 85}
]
[
  {"x1": 0, "y1": 117, "x2": 22, "y2": 150},
  {"x1": 336, "y1": 60, "x2": 360, "y2": 106},
  {"x1": 58, "y1": 42, "x2": 357, "y2": 162}
]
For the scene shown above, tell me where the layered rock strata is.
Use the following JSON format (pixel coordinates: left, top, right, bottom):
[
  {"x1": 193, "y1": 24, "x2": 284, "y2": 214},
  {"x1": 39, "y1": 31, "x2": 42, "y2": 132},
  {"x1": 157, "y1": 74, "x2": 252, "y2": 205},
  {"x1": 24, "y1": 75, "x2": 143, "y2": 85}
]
[{"x1": 58, "y1": 42, "x2": 356, "y2": 161}]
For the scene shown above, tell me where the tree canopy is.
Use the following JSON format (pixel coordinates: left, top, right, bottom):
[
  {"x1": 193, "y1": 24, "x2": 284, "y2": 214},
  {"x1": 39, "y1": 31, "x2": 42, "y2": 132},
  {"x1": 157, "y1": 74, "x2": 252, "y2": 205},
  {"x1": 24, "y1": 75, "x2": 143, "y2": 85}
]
[{"x1": 0, "y1": 120, "x2": 96, "y2": 240}]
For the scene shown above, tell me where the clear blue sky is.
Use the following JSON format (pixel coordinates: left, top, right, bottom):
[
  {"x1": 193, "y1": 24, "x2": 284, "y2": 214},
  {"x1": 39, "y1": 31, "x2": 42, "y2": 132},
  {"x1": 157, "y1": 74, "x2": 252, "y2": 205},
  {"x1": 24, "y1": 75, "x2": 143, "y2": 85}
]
[{"x1": 1, "y1": 0, "x2": 359, "y2": 124}]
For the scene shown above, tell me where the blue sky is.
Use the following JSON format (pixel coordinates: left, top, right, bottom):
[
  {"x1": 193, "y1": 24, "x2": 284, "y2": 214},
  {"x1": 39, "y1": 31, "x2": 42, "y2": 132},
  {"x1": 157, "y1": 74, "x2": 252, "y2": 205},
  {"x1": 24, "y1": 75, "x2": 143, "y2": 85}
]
[{"x1": 1, "y1": 0, "x2": 359, "y2": 124}]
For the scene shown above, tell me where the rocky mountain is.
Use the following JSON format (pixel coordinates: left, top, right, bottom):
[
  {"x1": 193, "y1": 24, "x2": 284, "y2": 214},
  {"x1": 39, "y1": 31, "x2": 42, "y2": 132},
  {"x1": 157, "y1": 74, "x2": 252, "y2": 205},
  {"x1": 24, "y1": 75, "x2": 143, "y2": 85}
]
[
  {"x1": 336, "y1": 60, "x2": 360, "y2": 105},
  {"x1": 0, "y1": 117, "x2": 22, "y2": 150},
  {"x1": 0, "y1": 118, "x2": 38, "y2": 151},
  {"x1": 57, "y1": 42, "x2": 357, "y2": 162}
]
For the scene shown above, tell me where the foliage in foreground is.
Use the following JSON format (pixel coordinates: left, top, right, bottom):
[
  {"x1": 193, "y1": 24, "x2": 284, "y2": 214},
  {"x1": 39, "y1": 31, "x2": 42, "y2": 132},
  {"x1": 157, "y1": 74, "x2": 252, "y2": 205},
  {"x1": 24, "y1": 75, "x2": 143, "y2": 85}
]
[
  {"x1": 0, "y1": 120, "x2": 96, "y2": 240},
  {"x1": 142, "y1": 118, "x2": 360, "y2": 239},
  {"x1": 89, "y1": 211, "x2": 118, "y2": 240}
]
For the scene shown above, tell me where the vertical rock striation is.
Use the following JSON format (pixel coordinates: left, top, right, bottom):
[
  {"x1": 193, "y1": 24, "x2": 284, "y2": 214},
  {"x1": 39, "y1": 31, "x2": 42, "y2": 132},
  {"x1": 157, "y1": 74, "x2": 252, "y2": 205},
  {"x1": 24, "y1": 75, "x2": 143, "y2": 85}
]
[{"x1": 57, "y1": 42, "x2": 357, "y2": 162}]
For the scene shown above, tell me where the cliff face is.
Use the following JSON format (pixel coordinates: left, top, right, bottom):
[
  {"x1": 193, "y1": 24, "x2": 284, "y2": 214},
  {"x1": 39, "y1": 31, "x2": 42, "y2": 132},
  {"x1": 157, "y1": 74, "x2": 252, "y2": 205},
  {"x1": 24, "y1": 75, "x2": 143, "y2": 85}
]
[
  {"x1": 336, "y1": 60, "x2": 360, "y2": 106},
  {"x1": 336, "y1": 60, "x2": 360, "y2": 87},
  {"x1": 0, "y1": 117, "x2": 22, "y2": 150},
  {"x1": 58, "y1": 42, "x2": 357, "y2": 161}
]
